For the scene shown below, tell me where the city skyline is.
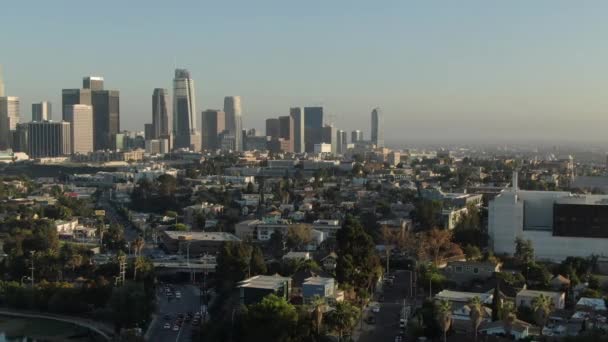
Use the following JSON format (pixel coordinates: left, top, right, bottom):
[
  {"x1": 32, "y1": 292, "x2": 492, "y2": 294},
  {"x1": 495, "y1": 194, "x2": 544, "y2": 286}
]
[{"x1": 4, "y1": 1, "x2": 608, "y2": 143}]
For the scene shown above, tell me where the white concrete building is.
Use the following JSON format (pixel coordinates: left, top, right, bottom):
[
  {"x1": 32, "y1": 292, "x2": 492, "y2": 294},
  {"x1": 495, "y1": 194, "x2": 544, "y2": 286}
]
[
  {"x1": 489, "y1": 172, "x2": 608, "y2": 261},
  {"x1": 64, "y1": 104, "x2": 93, "y2": 154}
]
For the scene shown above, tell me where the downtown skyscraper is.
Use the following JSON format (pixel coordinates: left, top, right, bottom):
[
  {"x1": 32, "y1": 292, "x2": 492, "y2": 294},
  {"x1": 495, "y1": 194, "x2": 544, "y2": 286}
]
[
  {"x1": 371, "y1": 107, "x2": 383, "y2": 147},
  {"x1": 201, "y1": 109, "x2": 225, "y2": 150},
  {"x1": 0, "y1": 96, "x2": 19, "y2": 149},
  {"x1": 223, "y1": 96, "x2": 242, "y2": 151},
  {"x1": 173, "y1": 69, "x2": 199, "y2": 151},
  {"x1": 32, "y1": 101, "x2": 52, "y2": 121},
  {"x1": 152, "y1": 88, "x2": 171, "y2": 140},
  {"x1": 304, "y1": 106, "x2": 323, "y2": 153},
  {"x1": 64, "y1": 104, "x2": 93, "y2": 154},
  {"x1": 290, "y1": 107, "x2": 305, "y2": 153}
]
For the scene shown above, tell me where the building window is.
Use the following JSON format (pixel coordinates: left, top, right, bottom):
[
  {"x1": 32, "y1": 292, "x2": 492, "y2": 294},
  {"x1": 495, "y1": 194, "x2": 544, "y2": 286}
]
[
  {"x1": 473, "y1": 268, "x2": 479, "y2": 274},
  {"x1": 455, "y1": 266, "x2": 463, "y2": 273}
]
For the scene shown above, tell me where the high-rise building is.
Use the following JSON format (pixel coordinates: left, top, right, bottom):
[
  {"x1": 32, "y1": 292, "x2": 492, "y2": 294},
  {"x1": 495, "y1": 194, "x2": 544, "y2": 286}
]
[
  {"x1": 83, "y1": 76, "x2": 104, "y2": 91},
  {"x1": 62, "y1": 89, "x2": 92, "y2": 120},
  {"x1": 224, "y1": 96, "x2": 242, "y2": 151},
  {"x1": 64, "y1": 104, "x2": 93, "y2": 154},
  {"x1": 278, "y1": 115, "x2": 294, "y2": 153},
  {"x1": 266, "y1": 118, "x2": 280, "y2": 138},
  {"x1": 0, "y1": 65, "x2": 5, "y2": 97},
  {"x1": 201, "y1": 109, "x2": 226, "y2": 150},
  {"x1": 22, "y1": 121, "x2": 71, "y2": 158},
  {"x1": 92, "y1": 90, "x2": 120, "y2": 150},
  {"x1": 152, "y1": 88, "x2": 171, "y2": 139},
  {"x1": 322, "y1": 125, "x2": 337, "y2": 154},
  {"x1": 0, "y1": 96, "x2": 20, "y2": 149},
  {"x1": 173, "y1": 69, "x2": 198, "y2": 151},
  {"x1": 32, "y1": 101, "x2": 52, "y2": 122},
  {"x1": 371, "y1": 107, "x2": 383, "y2": 147},
  {"x1": 290, "y1": 107, "x2": 305, "y2": 153},
  {"x1": 337, "y1": 130, "x2": 347, "y2": 155},
  {"x1": 304, "y1": 106, "x2": 323, "y2": 152},
  {"x1": 351, "y1": 130, "x2": 363, "y2": 143}
]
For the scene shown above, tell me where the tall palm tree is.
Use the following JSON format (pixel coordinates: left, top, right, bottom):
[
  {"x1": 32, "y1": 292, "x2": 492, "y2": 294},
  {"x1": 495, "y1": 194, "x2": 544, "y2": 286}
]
[
  {"x1": 132, "y1": 237, "x2": 145, "y2": 257},
  {"x1": 532, "y1": 294, "x2": 554, "y2": 336},
  {"x1": 436, "y1": 299, "x2": 452, "y2": 342},
  {"x1": 309, "y1": 296, "x2": 326, "y2": 337},
  {"x1": 133, "y1": 256, "x2": 147, "y2": 280},
  {"x1": 500, "y1": 301, "x2": 516, "y2": 339},
  {"x1": 468, "y1": 296, "x2": 484, "y2": 342}
]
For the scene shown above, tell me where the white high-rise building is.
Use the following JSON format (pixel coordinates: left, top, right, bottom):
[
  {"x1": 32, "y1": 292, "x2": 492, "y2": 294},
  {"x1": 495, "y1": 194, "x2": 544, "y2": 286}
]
[
  {"x1": 173, "y1": 69, "x2": 198, "y2": 151},
  {"x1": 64, "y1": 104, "x2": 93, "y2": 154},
  {"x1": 224, "y1": 96, "x2": 242, "y2": 151},
  {"x1": 0, "y1": 96, "x2": 20, "y2": 149},
  {"x1": 337, "y1": 130, "x2": 347, "y2": 155},
  {"x1": 371, "y1": 107, "x2": 383, "y2": 147},
  {"x1": 489, "y1": 172, "x2": 608, "y2": 262},
  {"x1": 32, "y1": 101, "x2": 52, "y2": 122}
]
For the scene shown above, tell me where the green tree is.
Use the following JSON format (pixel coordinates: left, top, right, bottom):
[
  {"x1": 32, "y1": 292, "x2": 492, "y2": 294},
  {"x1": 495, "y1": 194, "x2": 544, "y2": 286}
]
[
  {"x1": 336, "y1": 216, "x2": 381, "y2": 296},
  {"x1": 325, "y1": 301, "x2": 360, "y2": 341},
  {"x1": 463, "y1": 245, "x2": 482, "y2": 261},
  {"x1": 532, "y1": 294, "x2": 554, "y2": 335},
  {"x1": 268, "y1": 230, "x2": 285, "y2": 259},
  {"x1": 215, "y1": 242, "x2": 254, "y2": 294},
  {"x1": 500, "y1": 301, "x2": 517, "y2": 339},
  {"x1": 157, "y1": 174, "x2": 177, "y2": 196},
  {"x1": 514, "y1": 237, "x2": 534, "y2": 266},
  {"x1": 109, "y1": 282, "x2": 154, "y2": 332},
  {"x1": 286, "y1": 224, "x2": 313, "y2": 251},
  {"x1": 243, "y1": 294, "x2": 298, "y2": 342}
]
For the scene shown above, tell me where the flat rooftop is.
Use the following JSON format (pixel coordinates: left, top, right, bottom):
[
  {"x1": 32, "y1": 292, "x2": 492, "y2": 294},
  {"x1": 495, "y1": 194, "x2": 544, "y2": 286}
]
[
  {"x1": 163, "y1": 231, "x2": 240, "y2": 242},
  {"x1": 238, "y1": 275, "x2": 291, "y2": 290},
  {"x1": 556, "y1": 195, "x2": 608, "y2": 206},
  {"x1": 303, "y1": 276, "x2": 334, "y2": 286}
]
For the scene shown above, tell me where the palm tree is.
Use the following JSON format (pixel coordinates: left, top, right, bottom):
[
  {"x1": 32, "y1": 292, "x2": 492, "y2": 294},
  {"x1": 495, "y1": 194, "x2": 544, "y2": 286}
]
[
  {"x1": 325, "y1": 301, "x2": 360, "y2": 342},
  {"x1": 133, "y1": 256, "x2": 147, "y2": 280},
  {"x1": 309, "y1": 296, "x2": 326, "y2": 337},
  {"x1": 532, "y1": 294, "x2": 554, "y2": 336},
  {"x1": 468, "y1": 296, "x2": 484, "y2": 342},
  {"x1": 435, "y1": 299, "x2": 452, "y2": 342},
  {"x1": 500, "y1": 301, "x2": 516, "y2": 339},
  {"x1": 132, "y1": 237, "x2": 145, "y2": 257}
]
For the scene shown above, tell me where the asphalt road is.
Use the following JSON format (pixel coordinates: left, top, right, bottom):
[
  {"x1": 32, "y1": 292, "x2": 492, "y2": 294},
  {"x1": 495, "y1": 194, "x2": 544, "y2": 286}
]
[
  {"x1": 358, "y1": 270, "x2": 414, "y2": 342},
  {"x1": 148, "y1": 284, "x2": 202, "y2": 342}
]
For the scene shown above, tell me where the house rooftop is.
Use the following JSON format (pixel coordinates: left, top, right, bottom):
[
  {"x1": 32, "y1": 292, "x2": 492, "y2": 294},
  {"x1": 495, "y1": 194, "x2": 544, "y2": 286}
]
[
  {"x1": 303, "y1": 276, "x2": 334, "y2": 286},
  {"x1": 163, "y1": 231, "x2": 240, "y2": 242},
  {"x1": 517, "y1": 289, "x2": 563, "y2": 297},
  {"x1": 238, "y1": 275, "x2": 292, "y2": 290},
  {"x1": 435, "y1": 290, "x2": 492, "y2": 304},
  {"x1": 576, "y1": 297, "x2": 607, "y2": 311}
]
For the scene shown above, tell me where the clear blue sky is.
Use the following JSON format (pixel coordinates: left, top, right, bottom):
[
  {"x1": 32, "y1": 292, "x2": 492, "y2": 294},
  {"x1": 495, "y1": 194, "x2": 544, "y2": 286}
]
[{"x1": 3, "y1": 0, "x2": 608, "y2": 144}]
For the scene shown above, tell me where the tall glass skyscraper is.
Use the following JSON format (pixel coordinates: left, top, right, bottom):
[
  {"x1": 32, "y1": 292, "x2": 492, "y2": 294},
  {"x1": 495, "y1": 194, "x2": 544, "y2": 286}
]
[
  {"x1": 304, "y1": 106, "x2": 323, "y2": 152},
  {"x1": 371, "y1": 107, "x2": 383, "y2": 147},
  {"x1": 290, "y1": 107, "x2": 305, "y2": 153},
  {"x1": 0, "y1": 96, "x2": 19, "y2": 149},
  {"x1": 223, "y1": 96, "x2": 242, "y2": 151},
  {"x1": 173, "y1": 69, "x2": 198, "y2": 150},
  {"x1": 152, "y1": 88, "x2": 171, "y2": 139}
]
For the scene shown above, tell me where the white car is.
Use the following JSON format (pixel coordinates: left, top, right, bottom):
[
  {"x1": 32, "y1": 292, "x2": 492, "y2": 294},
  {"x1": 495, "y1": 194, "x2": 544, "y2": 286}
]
[
  {"x1": 372, "y1": 304, "x2": 380, "y2": 313},
  {"x1": 175, "y1": 292, "x2": 182, "y2": 299},
  {"x1": 163, "y1": 323, "x2": 171, "y2": 329},
  {"x1": 173, "y1": 325, "x2": 180, "y2": 331}
]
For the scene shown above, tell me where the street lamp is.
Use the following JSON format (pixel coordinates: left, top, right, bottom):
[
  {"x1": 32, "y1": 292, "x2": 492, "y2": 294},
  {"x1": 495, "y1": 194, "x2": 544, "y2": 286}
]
[{"x1": 29, "y1": 251, "x2": 35, "y2": 288}]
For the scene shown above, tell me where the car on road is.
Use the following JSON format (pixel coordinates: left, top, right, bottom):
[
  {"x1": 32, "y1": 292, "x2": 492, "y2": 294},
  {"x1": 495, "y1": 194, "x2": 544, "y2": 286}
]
[
  {"x1": 175, "y1": 291, "x2": 182, "y2": 299},
  {"x1": 172, "y1": 325, "x2": 179, "y2": 331},
  {"x1": 395, "y1": 336, "x2": 403, "y2": 342},
  {"x1": 163, "y1": 323, "x2": 171, "y2": 329},
  {"x1": 364, "y1": 316, "x2": 376, "y2": 324},
  {"x1": 399, "y1": 318, "x2": 407, "y2": 329},
  {"x1": 372, "y1": 304, "x2": 380, "y2": 313}
]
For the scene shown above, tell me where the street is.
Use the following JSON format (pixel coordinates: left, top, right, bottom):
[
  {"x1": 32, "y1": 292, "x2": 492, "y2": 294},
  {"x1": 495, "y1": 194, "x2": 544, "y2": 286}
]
[
  {"x1": 358, "y1": 270, "x2": 414, "y2": 342},
  {"x1": 148, "y1": 284, "x2": 202, "y2": 342}
]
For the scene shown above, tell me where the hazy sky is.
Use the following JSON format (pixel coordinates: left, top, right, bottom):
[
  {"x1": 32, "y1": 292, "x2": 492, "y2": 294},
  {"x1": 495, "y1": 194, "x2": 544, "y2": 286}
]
[{"x1": 3, "y1": 0, "x2": 608, "y2": 144}]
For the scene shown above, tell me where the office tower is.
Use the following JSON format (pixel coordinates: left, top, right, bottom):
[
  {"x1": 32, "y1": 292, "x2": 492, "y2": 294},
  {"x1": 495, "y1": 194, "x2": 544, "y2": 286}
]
[
  {"x1": 337, "y1": 130, "x2": 347, "y2": 155},
  {"x1": 218, "y1": 131, "x2": 236, "y2": 151},
  {"x1": 152, "y1": 88, "x2": 171, "y2": 139},
  {"x1": 278, "y1": 115, "x2": 294, "y2": 152},
  {"x1": 266, "y1": 118, "x2": 280, "y2": 138},
  {"x1": 322, "y1": 125, "x2": 337, "y2": 154},
  {"x1": 0, "y1": 65, "x2": 5, "y2": 97},
  {"x1": 371, "y1": 107, "x2": 383, "y2": 147},
  {"x1": 0, "y1": 96, "x2": 20, "y2": 149},
  {"x1": 201, "y1": 109, "x2": 226, "y2": 150},
  {"x1": 224, "y1": 96, "x2": 242, "y2": 151},
  {"x1": 173, "y1": 69, "x2": 198, "y2": 150},
  {"x1": 63, "y1": 104, "x2": 93, "y2": 154},
  {"x1": 23, "y1": 121, "x2": 71, "y2": 158},
  {"x1": 92, "y1": 90, "x2": 120, "y2": 150},
  {"x1": 62, "y1": 89, "x2": 92, "y2": 120},
  {"x1": 304, "y1": 106, "x2": 323, "y2": 152},
  {"x1": 83, "y1": 76, "x2": 104, "y2": 91},
  {"x1": 144, "y1": 124, "x2": 154, "y2": 140},
  {"x1": 351, "y1": 130, "x2": 363, "y2": 143},
  {"x1": 290, "y1": 107, "x2": 305, "y2": 153},
  {"x1": 245, "y1": 135, "x2": 269, "y2": 151},
  {"x1": 32, "y1": 101, "x2": 52, "y2": 122}
]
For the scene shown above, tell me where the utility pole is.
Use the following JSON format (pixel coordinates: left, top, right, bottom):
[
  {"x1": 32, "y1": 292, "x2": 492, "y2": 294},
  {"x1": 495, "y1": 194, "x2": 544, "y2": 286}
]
[
  {"x1": 115, "y1": 255, "x2": 127, "y2": 286},
  {"x1": 29, "y1": 251, "x2": 35, "y2": 288}
]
